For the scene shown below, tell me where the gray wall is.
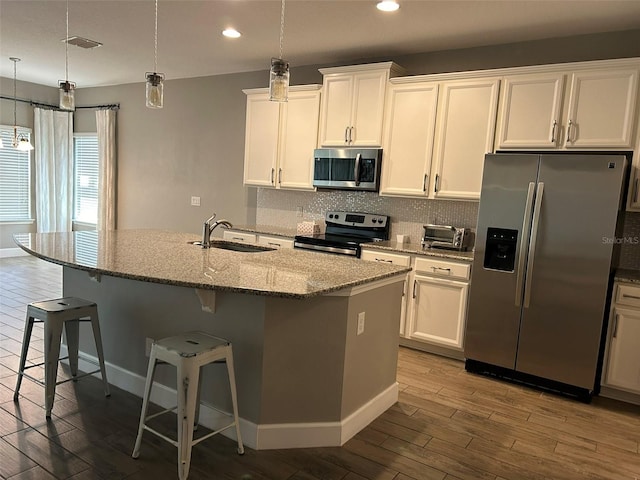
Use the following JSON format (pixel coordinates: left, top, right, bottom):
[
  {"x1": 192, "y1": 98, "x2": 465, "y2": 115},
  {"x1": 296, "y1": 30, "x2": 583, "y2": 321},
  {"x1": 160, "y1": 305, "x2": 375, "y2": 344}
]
[{"x1": 2, "y1": 29, "x2": 640, "y2": 248}]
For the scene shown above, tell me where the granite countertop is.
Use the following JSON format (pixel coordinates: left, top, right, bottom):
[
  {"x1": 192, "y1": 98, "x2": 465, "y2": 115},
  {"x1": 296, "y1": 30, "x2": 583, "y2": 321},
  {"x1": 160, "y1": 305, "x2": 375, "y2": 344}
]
[
  {"x1": 615, "y1": 269, "x2": 640, "y2": 284},
  {"x1": 363, "y1": 241, "x2": 475, "y2": 262},
  {"x1": 16, "y1": 230, "x2": 410, "y2": 299}
]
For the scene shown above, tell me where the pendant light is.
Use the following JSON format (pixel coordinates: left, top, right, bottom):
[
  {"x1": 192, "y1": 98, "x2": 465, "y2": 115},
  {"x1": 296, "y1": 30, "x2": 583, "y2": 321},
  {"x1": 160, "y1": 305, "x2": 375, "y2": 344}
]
[
  {"x1": 145, "y1": 0, "x2": 164, "y2": 108},
  {"x1": 59, "y1": 0, "x2": 76, "y2": 111},
  {"x1": 10, "y1": 57, "x2": 34, "y2": 151},
  {"x1": 269, "y1": 0, "x2": 289, "y2": 102}
]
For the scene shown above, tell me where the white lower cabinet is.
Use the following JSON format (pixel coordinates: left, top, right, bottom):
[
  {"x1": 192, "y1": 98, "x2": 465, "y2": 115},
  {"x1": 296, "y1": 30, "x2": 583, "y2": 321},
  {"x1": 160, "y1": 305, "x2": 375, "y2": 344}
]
[
  {"x1": 406, "y1": 257, "x2": 470, "y2": 357},
  {"x1": 223, "y1": 230, "x2": 294, "y2": 249},
  {"x1": 602, "y1": 282, "x2": 640, "y2": 403},
  {"x1": 257, "y1": 235, "x2": 294, "y2": 249},
  {"x1": 222, "y1": 230, "x2": 257, "y2": 243},
  {"x1": 361, "y1": 249, "x2": 472, "y2": 359}
]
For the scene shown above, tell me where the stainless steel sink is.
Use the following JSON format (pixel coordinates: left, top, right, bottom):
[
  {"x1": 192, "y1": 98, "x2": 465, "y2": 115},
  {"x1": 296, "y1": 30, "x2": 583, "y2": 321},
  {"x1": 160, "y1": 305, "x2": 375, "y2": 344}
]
[{"x1": 188, "y1": 240, "x2": 275, "y2": 253}]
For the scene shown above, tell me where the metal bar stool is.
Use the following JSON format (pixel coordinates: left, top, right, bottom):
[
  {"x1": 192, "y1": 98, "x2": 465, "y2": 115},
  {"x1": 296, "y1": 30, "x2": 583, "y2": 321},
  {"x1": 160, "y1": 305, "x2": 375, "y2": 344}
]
[
  {"x1": 13, "y1": 297, "x2": 110, "y2": 418},
  {"x1": 132, "y1": 331, "x2": 244, "y2": 480}
]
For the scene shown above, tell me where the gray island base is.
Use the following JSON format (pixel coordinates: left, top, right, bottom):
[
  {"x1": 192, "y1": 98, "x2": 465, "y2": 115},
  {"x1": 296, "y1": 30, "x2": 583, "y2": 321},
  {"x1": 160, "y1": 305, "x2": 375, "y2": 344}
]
[{"x1": 17, "y1": 230, "x2": 409, "y2": 450}]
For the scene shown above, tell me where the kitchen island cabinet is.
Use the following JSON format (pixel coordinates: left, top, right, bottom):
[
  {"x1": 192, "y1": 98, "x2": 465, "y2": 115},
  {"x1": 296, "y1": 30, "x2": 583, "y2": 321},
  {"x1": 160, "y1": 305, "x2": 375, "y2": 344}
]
[{"x1": 16, "y1": 230, "x2": 409, "y2": 450}]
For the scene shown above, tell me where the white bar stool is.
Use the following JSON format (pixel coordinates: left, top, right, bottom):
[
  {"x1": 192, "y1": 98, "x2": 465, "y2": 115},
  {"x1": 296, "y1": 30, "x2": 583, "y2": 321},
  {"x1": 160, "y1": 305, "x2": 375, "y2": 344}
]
[
  {"x1": 13, "y1": 297, "x2": 110, "y2": 418},
  {"x1": 132, "y1": 331, "x2": 244, "y2": 480}
]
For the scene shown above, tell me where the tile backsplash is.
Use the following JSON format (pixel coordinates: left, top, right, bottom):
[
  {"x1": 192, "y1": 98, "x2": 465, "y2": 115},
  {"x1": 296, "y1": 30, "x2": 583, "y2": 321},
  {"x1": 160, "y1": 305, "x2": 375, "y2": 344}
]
[
  {"x1": 256, "y1": 188, "x2": 478, "y2": 245},
  {"x1": 256, "y1": 188, "x2": 640, "y2": 270}
]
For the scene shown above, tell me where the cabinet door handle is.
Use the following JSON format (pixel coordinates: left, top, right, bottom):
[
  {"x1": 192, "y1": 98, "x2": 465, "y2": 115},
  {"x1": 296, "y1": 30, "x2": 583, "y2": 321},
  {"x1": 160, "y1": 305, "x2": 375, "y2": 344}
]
[
  {"x1": 278, "y1": 168, "x2": 282, "y2": 185},
  {"x1": 412, "y1": 279, "x2": 417, "y2": 298},
  {"x1": 612, "y1": 314, "x2": 619, "y2": 338},
  {"x1": 402, "y1": 280, "x2": 406, "y2": 297},
  {"x1": 566, "y1": 120, "x2": 573, "y2": 143},
  {"x1": 434, "y1": 174, "x2": 440, "y2": 193},
  {"x1": 634, "y1": 178, "x2": 639, "y2": 204},
  {"x1": 551, "y1": 120, "x2": 557, "y2": 144},
  {"x1": 344, "y1": 127, "x2": 349, "y2": 144},
  {"x1": 423, "y1": 174, "x2": 428, "y2": 192},
  {"x1": 349, "y1": 126, "x2": 354, "y2": 144},
  {"x1": 270, "y1": 168, "x2": 275, "y2": 185}
]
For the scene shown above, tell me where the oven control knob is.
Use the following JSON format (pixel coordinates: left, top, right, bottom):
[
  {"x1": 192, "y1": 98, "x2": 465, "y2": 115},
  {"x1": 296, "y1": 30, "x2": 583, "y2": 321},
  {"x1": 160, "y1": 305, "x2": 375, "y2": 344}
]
[
  {"x1": 371, "y1": 218, "x2": 376, "y2": 223},
  {"x1": 334, "y1": 214, "x2": 339, "y2": 219},
  {"x1": 377, "y1": 219, "x2": 384, "y2": 224},
  {"x1": 329, "y1": 214, "x2": 334, "y2": 219}
]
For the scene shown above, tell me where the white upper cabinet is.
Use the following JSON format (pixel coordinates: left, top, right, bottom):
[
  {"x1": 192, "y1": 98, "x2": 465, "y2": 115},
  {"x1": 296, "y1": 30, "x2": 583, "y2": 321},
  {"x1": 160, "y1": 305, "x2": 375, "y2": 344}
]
[
  {"x1": 431, "y1": 78, "x2": 500, "y2": 200},
  {"x1": 318, "y1": 62, "x2": 404, "y2": 147},
  {"x1": 379, "y1": 82, "x2": 439, "y2": 197},
  {"x1": 243, "y1": 86, "x2": 321, "y2": 190},
  {"x1": 497, "y1": 66, "x2": 639, "y2": 150},
  {"x1": 496, "y1": 73, "x2": 565, "y2": 148},
  {"x1": 565, "y1": 68, "x2": 638, "y2": 148},
  {"x1": 380, "y1": 77, "x2": 499, "y2": 200}
]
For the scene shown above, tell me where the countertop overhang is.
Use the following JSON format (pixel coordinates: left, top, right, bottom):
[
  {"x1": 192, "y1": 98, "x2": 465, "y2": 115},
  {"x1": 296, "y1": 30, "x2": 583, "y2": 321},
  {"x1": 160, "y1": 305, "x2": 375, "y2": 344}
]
[{"x1": 15, "y1": 230, "x2": 410, "y2": 299}]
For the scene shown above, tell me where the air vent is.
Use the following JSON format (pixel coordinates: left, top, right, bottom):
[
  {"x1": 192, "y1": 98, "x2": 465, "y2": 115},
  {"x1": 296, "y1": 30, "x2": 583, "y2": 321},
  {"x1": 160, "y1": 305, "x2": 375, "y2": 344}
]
[{"x1": 62, "y1": 36, "x2": 102, "y2": 49}]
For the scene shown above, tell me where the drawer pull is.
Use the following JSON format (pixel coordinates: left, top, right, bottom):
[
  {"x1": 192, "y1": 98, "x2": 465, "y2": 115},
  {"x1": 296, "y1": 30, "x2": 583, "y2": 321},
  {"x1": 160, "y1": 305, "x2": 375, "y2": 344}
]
[
  {"x1": 431, "y1": 266, "x2": 452, "y2": 273},
  {"x1": 621, "y1": 293, "x2": 640, "y2": 300},
  {"x1": 232, "y1": 237, "x2": 246, "y2": 242},
  {"x1": 375, "y1": 258, "x2": 393, "y2": 263},
  {"x1": 267, "y1": 242, "x2": 281, "y2": 247}
]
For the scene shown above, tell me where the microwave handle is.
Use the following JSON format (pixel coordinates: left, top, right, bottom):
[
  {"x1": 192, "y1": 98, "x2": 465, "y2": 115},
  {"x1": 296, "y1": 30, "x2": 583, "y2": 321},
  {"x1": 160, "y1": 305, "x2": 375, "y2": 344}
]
[{"x1": 354, "y1": 153, "x2": 361, "y2": 186}]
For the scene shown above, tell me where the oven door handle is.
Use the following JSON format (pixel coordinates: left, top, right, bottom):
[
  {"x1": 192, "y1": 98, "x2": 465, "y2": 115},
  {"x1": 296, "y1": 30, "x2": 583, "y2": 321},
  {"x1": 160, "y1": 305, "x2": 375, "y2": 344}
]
[{"x1": 354, "y1": 153, "x2": 361, "y2": 186}]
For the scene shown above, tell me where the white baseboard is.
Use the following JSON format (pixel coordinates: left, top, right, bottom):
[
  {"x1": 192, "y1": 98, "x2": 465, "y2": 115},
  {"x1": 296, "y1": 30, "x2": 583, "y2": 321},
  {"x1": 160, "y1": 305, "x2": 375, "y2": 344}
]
[
  {"x1": 0, "y1": 248, "x2": 29, "y2": 258},
  {"x1": 254, "y1": 383, "x2": 399, "y2": 450},
  {"x1": 62, "y1": 347, "x2": 396, "y2": 450}
]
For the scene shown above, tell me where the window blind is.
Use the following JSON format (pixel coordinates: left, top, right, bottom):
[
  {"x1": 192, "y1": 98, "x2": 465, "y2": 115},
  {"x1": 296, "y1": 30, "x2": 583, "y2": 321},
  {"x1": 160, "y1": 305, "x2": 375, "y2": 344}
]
[
  {"x1": 73, "y1": 134, "x2": 99, "y2": 224},
  {"x1": 0, "y1": 126, "x2": 32, "y2": 222}
]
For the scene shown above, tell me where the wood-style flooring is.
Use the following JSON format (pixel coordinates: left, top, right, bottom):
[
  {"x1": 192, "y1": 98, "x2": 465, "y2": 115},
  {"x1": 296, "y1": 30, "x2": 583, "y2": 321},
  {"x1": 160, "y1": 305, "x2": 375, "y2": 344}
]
[{"x1": 1, "y1": 255, "x2": 639, "y2": 479}]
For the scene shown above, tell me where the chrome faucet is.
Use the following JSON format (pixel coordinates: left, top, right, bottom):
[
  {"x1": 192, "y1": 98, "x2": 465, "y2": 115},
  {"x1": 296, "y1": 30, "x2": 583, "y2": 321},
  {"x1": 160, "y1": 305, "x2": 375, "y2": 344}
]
[{"x1": 201, "y1": 214, "x2": 233, "y2": 248}]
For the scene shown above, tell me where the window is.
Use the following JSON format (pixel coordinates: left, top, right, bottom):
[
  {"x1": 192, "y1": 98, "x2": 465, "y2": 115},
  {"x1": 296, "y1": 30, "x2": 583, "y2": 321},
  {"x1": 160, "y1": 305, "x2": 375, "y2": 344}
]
[
  {"x1": 0, "y1": 126, "x2": 32, "y2": 222},
  {"x1": 73, "y1": 134, "x2": 99, "y2": 224}
]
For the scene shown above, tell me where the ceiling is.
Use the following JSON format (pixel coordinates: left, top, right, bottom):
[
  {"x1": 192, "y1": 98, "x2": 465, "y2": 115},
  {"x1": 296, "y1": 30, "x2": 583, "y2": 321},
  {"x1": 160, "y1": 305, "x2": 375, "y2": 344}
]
[{"x1": 2, "y1": 0, "x2": 640, "y2": 89}]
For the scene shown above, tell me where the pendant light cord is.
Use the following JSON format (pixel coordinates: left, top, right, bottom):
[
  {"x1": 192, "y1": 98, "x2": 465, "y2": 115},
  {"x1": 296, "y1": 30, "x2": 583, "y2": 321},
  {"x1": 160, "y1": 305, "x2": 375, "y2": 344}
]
[
  {"x1": 65, "y1": 0, "x2": 69, "y2": 81},
  {"x1": 154, "y1": 0, "x2": 158, "y2": 73},
  {"x1": 13, "y1": 59, "x2": 17, "y2": 131},
  {"x1": 279, "y1": 0, "x2": 285, "y2": 60}
]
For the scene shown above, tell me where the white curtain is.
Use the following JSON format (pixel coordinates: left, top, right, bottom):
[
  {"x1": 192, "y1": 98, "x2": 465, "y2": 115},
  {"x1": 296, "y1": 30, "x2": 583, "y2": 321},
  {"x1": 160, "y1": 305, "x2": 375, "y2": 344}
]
[
  {"x1": 34, "y1": 107, "x2": 73, "y2": 233},
  {"x1": 96, "y1": 109, "x2": 117, "y2": 230}
]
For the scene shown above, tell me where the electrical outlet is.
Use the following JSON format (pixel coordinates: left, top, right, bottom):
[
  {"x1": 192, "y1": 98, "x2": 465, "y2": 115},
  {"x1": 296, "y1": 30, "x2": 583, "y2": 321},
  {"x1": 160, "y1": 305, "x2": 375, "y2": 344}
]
[
  {"x1": 357, "y1": 312, "x2": 365, "y2": 335},
  {"x1": 191, "y1": 196, "x2": 201, "y2": 207},
  {"x1": 145, "y1": 337, "x2": 154, "y2": 357},
  {"x1": 296, "y1": 206, "x2": 304, "y2": 218}
]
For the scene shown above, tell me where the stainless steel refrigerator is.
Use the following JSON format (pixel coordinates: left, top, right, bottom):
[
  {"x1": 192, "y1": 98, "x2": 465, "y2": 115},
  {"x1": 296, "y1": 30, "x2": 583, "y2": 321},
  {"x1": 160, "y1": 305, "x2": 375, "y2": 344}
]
[{"x1": 465, "y1": 153, "x2": 628, "y2": 400}]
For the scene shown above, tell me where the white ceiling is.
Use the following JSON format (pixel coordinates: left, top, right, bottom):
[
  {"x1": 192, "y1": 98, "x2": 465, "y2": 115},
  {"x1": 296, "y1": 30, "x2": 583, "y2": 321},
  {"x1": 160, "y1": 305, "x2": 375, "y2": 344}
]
[{"x1": 2, "y1": 0, "x2": 640, "y2": 89}]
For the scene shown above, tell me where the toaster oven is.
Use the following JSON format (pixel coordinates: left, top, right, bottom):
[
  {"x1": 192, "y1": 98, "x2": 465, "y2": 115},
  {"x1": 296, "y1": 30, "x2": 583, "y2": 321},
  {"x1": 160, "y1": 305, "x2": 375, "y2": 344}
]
[{"x1": 422, "y1": 224, "x2": 474, "y2": 251}]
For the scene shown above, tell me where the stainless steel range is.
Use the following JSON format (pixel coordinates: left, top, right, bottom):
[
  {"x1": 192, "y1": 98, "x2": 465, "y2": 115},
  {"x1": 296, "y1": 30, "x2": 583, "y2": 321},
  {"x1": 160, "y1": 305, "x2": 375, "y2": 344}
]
[{"x1": 294, "y1": 211, "x2": 390, "y2": 257}]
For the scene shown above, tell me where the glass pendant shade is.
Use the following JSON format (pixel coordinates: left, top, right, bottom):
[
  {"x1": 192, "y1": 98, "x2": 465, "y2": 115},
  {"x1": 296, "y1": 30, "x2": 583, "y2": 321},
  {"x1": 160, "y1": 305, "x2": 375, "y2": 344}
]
[
  {"x1": 146, "y1": 72, "x2": 164, "y2": 108},
  {"x1": 269, "y1": 58, "x2": 289, "y2": 102},
  {"x1": 59, "y1": 80, "x2": 76, "y2": 111},
  {"x1": 12, "y1": 127, "x2": 33, "y2": 151}
]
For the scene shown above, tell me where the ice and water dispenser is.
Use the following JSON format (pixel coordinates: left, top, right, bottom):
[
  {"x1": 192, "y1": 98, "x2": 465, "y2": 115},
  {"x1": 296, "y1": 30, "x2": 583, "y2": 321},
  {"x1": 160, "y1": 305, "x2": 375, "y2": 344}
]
[{"x1": 483, "y1": 228, "x2": 518, "y2": 272}]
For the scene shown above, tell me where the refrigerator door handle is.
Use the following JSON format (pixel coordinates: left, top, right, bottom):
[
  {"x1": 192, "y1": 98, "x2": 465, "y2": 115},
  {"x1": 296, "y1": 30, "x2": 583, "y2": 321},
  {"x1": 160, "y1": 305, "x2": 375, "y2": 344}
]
[
  {"x1": 515, "y1": 182, "x2": 536, "y2": 307},
  {"x1": 523, "y1": 182, "x2": 545, "y2": 308}
]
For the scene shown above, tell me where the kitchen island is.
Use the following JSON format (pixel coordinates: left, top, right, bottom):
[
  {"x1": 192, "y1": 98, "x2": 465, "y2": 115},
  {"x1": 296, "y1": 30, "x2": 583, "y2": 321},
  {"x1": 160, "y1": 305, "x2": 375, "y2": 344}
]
[{"x1": 16, "y1": 230, "x2": 410, "y2": 450}]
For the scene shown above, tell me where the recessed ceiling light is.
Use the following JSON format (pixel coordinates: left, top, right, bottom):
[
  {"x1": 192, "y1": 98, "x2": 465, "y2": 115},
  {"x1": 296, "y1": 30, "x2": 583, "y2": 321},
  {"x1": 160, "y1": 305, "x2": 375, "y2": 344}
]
[
  {"x1": 376, "y1": 0, "x2": 399, "y2": 12},
  {"x1": 222, "y1": 28, "x2": 242, "y2": 38}
]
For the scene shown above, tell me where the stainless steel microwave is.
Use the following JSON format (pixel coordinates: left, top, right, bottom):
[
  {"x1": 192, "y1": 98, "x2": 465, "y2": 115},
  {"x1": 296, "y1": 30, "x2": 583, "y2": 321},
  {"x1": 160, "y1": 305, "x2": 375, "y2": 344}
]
[{"x1": 313, "y1": 148, "x2": 382, "y2": 191}]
